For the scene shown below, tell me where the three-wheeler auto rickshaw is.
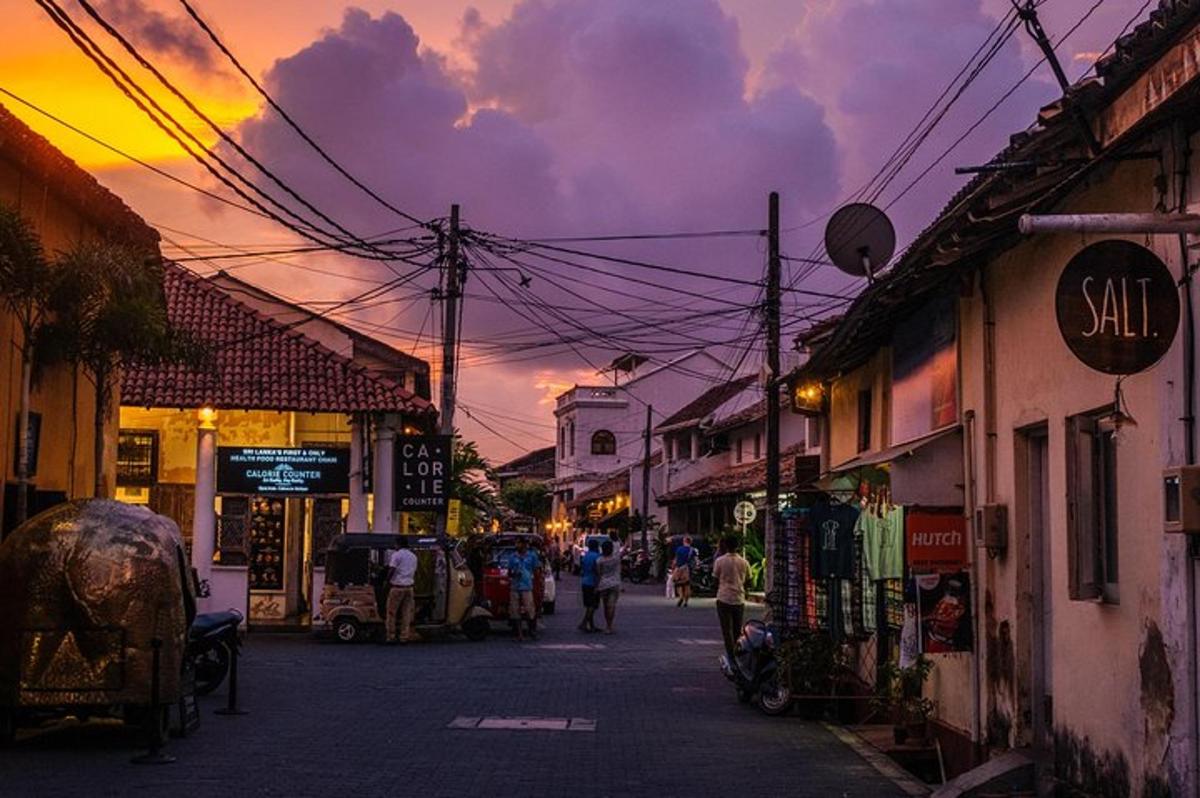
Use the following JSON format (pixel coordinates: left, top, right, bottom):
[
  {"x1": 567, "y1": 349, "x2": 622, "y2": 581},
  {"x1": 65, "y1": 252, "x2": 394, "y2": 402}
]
[
  {"x1": 0, "y1": 500, "x2": 197, "y2": 743},
  {"x1": 319, "y1": 534, "x2": 492, "y2": 643}
]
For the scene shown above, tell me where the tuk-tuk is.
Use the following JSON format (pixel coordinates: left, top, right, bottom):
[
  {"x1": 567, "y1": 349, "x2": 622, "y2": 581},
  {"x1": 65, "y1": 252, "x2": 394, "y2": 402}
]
[
  {"x1": 0, "y1": 500, "x2": 197, "y2": 743},
  {"x1": 463, "y1": 533, "x2": 548, "y2": 622},
  {"x1": 319, "y1": 534, "x2": 491, "y2": 643}
]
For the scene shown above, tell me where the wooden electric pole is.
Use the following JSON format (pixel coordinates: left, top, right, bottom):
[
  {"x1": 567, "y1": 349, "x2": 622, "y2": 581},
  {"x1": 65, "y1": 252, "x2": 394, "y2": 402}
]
[
  {"x1": 765, "y1": 191, "x2": 781, "y2": 604},
  {"x1": 641, "y1": 403, "x2": 653, "y2": 552}
]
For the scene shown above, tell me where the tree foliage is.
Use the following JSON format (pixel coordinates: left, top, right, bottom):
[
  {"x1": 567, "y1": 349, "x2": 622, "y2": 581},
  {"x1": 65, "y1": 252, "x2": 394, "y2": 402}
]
[{"x1": 500, "y1": 479, "x2": 551, "y2": 521}]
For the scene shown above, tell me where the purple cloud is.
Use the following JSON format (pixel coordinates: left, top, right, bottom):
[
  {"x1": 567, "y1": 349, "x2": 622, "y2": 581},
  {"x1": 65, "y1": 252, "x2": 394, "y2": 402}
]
[{"x1": 96, "y1": 0, "x2": 220, "y2": 72}]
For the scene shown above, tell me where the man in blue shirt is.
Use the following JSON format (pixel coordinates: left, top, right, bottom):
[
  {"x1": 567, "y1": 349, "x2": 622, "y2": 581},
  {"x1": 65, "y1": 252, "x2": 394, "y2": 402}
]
[
  {"x1": 577, "y1": 538, "x2": 601, "y2": 633},
  {"x1": 506, "y1": 537, "x2": 542, "y2": 641}
]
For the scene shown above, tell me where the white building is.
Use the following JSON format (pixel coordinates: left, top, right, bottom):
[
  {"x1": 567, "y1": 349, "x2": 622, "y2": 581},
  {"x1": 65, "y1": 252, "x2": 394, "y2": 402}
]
[{"x1": 551, "y1": 351, "x2": 730, "y2": 525}]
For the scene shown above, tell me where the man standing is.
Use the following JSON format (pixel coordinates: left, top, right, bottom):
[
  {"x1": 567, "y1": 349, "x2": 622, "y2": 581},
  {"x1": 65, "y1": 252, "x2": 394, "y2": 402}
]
[
  {"x1": 578, "y1": 538, "x2": 601, "y2": 633},
  {"x1": 386, "y1": 541, "x2": 418, "y2": 644},
  {"x1": 506, "y1": 537, "x2": 541, "y2": 641},
  {"x1": 713, "y1": 534, "x2": 750, "y2": 659}
]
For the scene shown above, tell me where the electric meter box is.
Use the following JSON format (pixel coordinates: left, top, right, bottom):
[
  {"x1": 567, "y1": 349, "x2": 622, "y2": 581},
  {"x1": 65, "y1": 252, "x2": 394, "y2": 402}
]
[
  {"x1": 1163, "y1": 466, "x2": 1200, "y2": 533},
  {"x1": 975, "y1": 504, "x2": 1008, "y2": 551}
]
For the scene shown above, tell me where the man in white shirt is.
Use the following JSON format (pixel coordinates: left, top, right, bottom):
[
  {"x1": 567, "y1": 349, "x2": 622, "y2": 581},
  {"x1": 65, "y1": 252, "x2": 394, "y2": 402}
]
[{"x1": 386, "y1": 541, "x2": 419, "y2": 644}]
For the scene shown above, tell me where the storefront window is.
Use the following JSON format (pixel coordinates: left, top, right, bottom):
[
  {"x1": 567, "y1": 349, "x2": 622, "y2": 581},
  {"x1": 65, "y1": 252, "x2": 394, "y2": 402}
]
[{"x1": 116, "y1": 429, "x2": 158, "y2": 487}]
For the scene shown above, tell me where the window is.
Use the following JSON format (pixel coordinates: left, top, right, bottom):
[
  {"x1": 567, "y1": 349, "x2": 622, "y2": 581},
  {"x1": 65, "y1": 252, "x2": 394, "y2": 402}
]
[
  {"x1": 117, "y1": 429, "x2": 158, "y2": 487},
  {"x1": 678, "y1": 434, "x2": 692, "y2": 461},
  {"x1": 1066, "y1": 412, "x2": 1119, "y2": 603},
  {"x1": 591, "y1": 430, "x2": 616, "y2": 455},
  {"x1": 558, "y1": 425, "x2": 565, "y2": 459},
  {"x1": 857, "y1": 389, "x2": 873, "y2": 453},
  {"x1": 569, "y1": 422, "x2": 576, "y2": 456},
  {"x1": 753, "y1": 433, "x2": 761, "y2": 459},
  {"x1": 736, "y1": 437, "x2": 744, "y2": 464}
]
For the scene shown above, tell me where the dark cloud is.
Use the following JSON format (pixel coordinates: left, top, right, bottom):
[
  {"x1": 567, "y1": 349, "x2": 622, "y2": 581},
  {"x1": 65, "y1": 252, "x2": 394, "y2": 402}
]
[{"x1": 96, "y1": 0, "x2": 220, "y2": 72}]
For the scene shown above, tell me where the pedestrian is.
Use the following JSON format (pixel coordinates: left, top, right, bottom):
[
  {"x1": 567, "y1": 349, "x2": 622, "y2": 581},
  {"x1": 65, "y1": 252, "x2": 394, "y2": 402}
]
[
  {"x1": 550, "y1": 536, "x2": 563, "y2": 580},
  {"x1": 596, "y1": 539, "x2": 622, "y2": 634},
  {"x1": 578, "y1": 537, "x2": 601, "y2": 632},
  {"x1": 385, "y1": 540, "x2": 418, "y2": 644},
  {"x1": 506, "y1": 537, "x2": 541, "y2": 641},
  {"x1": 713, "y1": 534, "x2": 750, "y2": 659},
  {"x1": 673, "y1": 535, "x2": 696, "y2": 607}
]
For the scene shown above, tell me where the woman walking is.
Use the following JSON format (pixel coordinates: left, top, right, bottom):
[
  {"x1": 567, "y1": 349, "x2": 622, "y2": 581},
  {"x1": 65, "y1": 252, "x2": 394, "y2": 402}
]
[
  {"x1": 673, "y1": 535, "x2": 696, "y2": 607},
  {"x1": 578, "y1": 538, "x2": 601, "y2": 632},
  {"x1": 596, "y1": 539, "x2": 622, "y2": 634}
]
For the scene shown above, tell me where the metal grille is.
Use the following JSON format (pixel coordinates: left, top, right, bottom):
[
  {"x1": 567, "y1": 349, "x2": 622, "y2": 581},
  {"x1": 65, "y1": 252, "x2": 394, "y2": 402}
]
[
  {"x1": 116, "y1": 429, "x2": 157, "y2": 487},
  {"x1": 217, "y1": 496, "x2": 248, "y2": 565}
]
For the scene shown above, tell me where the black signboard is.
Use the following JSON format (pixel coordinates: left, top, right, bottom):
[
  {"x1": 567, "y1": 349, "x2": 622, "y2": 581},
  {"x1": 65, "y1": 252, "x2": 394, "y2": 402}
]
[
  {"x1": 394, "y1": 435, "x2": 452, "y2": 511},
  {"x1": 216, "y1": 447, "x2": 350, "y2": 495},
  {"x1": 1055, "y1": 240, "x2": 1179, "y2": 375}
]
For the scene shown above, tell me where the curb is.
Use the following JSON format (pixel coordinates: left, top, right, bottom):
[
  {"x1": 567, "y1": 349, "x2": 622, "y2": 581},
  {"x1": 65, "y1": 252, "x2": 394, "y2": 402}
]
[{"x1": 822, "y1": 722, "x2": 931, "y2": 797}]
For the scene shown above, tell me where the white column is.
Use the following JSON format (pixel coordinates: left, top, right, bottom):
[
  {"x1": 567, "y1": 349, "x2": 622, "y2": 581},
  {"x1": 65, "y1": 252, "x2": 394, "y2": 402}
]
[
  {"x1": 192, "y1": 412, "x2": 218, "y2": 610},
  {"x1": 347, "y1": 415, "x2": 369, "y2": 532},
  {"x1": 372, "y1": 423, "x2": 396, "y2": 532}
]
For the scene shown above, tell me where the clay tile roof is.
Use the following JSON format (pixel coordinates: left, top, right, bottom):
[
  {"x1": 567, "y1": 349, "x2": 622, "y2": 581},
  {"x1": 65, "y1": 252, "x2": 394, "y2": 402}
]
[
  {"x1": 566, "y1": 452, "x2": 663, "y2": 509},
  {"x1": 657, "y1": 443, "x2": 810, "y2": 504},
  {"x1": 120, "y1": 263, "x2": 437, "y2": 417},
  {"x1": 494, "y1": 446, "x2": 556, "y2": 480},
  {"x1": 655, "y1": 375, "x2": 757, "y2": 431},
  {"x1": 0, "y1": 102, "x2": 158, "y2": 251}
]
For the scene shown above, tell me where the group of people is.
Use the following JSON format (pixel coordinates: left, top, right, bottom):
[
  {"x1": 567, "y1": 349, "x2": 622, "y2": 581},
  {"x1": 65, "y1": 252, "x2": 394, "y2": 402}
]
[{"x1": 578, "y1": 536, "x2": 622, "y2": 633}]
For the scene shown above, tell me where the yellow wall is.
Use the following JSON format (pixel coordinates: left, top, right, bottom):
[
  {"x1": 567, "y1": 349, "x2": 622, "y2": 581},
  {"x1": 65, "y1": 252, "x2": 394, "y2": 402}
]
[
  {"x1": 827, "y1": 350, "x2": 891, "y2": 467},
  {"x1": 119, "y1": 407, "x2": 352, "y2": 486},
  {"x1": 0, "y1": 156, "x2": 123, "y2": 510}
]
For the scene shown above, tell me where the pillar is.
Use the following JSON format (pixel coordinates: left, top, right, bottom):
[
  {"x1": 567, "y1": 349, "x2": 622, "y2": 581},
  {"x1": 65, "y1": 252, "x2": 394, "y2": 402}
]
[
  {"x1": 347, "y1": 414, "x2": 369, "y2": 532},
  {"x1": 192, "y1": 407, "x2": 218, "y2": 609},
  {"x1": 372, "y1": 423, "x2": 395, "y2": 532}
]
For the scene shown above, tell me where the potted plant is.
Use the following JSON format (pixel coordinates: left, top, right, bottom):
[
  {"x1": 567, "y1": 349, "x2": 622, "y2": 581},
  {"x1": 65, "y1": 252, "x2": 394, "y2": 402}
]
[
  {"x1": 779, "y1": 632, "x2": 849, "y2": 720},
  {"x1": 872, "y1": 656, "x2": 935, "y2": 745}
]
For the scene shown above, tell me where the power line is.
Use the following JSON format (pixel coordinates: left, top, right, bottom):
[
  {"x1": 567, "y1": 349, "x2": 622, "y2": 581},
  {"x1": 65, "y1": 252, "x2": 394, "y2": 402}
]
[{"x1": 175, "y1": 0, "x2": 429, "y2": 229}]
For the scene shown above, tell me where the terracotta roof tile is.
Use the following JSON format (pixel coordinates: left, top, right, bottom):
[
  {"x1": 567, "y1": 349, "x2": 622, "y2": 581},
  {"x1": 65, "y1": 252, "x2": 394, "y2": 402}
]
[
  {"x1": 120, "y1": 263, "x2": 437, "y2": 417},
  {"x1": 658, "y1": 443, "x2": 810, "y2": 504},
  {"x1": 655, "y1": 375, "x2": 757, "y2": 431}
]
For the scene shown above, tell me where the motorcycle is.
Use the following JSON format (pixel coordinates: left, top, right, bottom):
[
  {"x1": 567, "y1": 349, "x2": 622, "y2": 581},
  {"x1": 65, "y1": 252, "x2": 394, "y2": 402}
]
[
  {"x1": 719, "y1": 619, "x2": 792, "y2": 716},
  {"x1": 690, "y1": 557, "x2": 717, "y2": 595},
  {"x1": 187, "y1": 609, "x2": 243, "y2": 696},
  {"x1": 620, "y1": 548, "x2": 652, "y2": 583}
]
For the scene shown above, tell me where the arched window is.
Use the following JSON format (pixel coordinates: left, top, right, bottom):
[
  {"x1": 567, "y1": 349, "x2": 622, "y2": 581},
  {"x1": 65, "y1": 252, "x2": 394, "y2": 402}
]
[{"x1": 591, "y1": 430, "x2": 616, "y2": 455}]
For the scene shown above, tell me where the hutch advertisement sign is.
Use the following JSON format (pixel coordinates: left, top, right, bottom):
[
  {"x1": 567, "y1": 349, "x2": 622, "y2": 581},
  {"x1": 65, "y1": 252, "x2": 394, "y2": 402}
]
[
  {"x1": 394, "y1": 435, "x2": 452, "y2": 511},
  {"x1": 216, "y1": 447, "x2": 350, "y2": 496},
  {"x1": 906, "y1": 509, "x2": 968, "y2": 573},
  {"x1": 1055, "y1": 240, "x2": 1179, "y2": 375}
]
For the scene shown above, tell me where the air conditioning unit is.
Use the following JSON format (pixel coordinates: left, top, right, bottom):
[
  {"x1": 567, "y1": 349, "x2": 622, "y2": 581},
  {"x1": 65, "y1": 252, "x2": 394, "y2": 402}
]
[
  {"x1": 975, "y1": 503, "x2": 1007, "y2": 552},
  {"x1": 1163, "y1": 466, "x2": 1200, "y2": 533}
]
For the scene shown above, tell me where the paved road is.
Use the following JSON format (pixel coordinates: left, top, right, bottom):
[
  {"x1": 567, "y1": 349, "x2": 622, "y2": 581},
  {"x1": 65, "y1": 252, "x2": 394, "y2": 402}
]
[{"x1": 0, "y1": 579, "x2": 907, "y2": 797}]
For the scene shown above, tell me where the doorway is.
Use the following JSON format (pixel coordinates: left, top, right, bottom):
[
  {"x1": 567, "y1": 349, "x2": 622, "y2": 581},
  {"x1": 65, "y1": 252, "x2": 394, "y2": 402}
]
[{"x1": 1017, "y1": 424, "x2": 1052, "y2": 748}]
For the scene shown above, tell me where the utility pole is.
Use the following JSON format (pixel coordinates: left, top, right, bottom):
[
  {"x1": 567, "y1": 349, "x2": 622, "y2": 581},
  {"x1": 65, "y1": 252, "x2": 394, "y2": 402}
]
[
  {"x1": 436, "y1": 204, "x2": 461, "y2": 540},
  {"x1": 440, "y1": 203, "x2": 461, "y2": 435},
  {"x1": 765, "y1": 191, "x2": 782, "y2": 608},
  {"x1": 641, "y1": 403, "x2": 653, "y2": 552}
]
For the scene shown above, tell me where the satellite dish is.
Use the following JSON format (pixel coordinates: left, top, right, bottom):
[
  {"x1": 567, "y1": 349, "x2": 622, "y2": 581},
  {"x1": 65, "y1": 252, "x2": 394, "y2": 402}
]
[{"x1": 824, "y1": 203, "x2": 896, "y2": 280}]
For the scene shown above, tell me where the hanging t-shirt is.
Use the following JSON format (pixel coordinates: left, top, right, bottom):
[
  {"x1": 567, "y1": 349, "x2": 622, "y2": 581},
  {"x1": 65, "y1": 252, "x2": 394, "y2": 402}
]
[
  {"x1": 861, "y1": 505, "x2": 905, "y2": 580},
  {"x1": 809, "y1": 501, "x2": 859, "y2": 579}
]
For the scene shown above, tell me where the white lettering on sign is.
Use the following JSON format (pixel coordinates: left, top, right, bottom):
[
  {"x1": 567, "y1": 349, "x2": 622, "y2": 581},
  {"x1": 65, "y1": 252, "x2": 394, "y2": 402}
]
[
  {"x1": 1081, "y1": 276, "x2": 1155, "y2": 339},
  {"x1": 910, "y1": 530, "x2": 963, "y2": 548}
]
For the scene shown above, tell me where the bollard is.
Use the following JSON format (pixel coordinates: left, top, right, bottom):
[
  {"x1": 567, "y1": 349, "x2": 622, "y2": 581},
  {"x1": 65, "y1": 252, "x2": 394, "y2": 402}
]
[
  {"x1": 131, "y1": 638, "x2": 176, "y2": 765},
  {"x1": 214, "y1": 635, "x2": 247, "y2": 717}
]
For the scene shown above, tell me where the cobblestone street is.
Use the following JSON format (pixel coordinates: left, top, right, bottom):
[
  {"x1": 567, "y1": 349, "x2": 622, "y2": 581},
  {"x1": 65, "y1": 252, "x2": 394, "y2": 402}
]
[{"x1": 0, "y1": 580, "x2": 907, "y2": 797}]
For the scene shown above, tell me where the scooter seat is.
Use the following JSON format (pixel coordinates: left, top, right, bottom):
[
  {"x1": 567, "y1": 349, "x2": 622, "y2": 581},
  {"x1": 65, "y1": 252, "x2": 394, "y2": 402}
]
[{"x1": 191, "y1": 610, "x2": 242, "y2": 637}]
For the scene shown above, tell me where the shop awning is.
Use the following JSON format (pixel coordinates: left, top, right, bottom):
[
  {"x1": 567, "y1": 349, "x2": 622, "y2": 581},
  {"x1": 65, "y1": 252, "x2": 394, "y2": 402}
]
[{"x1": 818, "y1": 425, "x2": 962, "y2": 493}]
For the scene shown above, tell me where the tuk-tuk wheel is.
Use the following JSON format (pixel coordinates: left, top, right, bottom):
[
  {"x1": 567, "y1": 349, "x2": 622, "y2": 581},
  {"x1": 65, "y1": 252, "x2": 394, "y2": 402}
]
[
  {"x1": 463, "y1": 617, "x2": 489, "y2": 642},
  {"x1": 333, "y1": 617, "x2": 361, "y2": 643}
]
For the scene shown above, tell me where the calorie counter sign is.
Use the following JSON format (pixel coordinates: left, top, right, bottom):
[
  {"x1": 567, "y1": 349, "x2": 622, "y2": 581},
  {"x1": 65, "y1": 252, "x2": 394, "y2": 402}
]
[{"x1": 394, "y1": 434, "x2": 452, "y2": 512}]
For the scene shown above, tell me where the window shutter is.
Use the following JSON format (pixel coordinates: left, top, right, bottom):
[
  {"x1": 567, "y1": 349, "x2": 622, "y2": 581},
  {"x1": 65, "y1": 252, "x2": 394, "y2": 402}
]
[{"x1": 1066, "y1": 415, "x2": 1102, "y2": 600}]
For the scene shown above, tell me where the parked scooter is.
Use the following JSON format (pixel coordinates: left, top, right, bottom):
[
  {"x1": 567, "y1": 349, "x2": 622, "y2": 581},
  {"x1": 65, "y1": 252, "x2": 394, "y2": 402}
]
[
  {"x1": 188, "y1": 610, "x2": 242, "y2": 696},
  {"x1": 621, "y1": 548, "x2": 652, "y2": 583},
  {"x1": 719, "y1": 619, "x2": 792, "y2": 715},
  {"x1": 690, "y1": 557, "x2": 717, "y2": 595}
]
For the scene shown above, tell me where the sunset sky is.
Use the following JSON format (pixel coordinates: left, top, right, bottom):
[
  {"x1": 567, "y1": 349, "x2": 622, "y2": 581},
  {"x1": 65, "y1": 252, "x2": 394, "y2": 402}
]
[{"x1": 1, "y1": 0, "x2": 1153, "y2": 462}]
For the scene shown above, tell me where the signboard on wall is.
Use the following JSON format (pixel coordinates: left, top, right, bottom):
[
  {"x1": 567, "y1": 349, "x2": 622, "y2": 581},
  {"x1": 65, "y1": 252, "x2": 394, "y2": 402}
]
[
  {"x1": 906, "y1": 509, "x2": 968, "y2": 573},
  {"x1": 892, "y1": 292, "x2": 958, "y2": 444},
  {"x1": 1055, "y1": 240, "x2": 1179, "y2": 375},
  {"x1": 216, "y1": 447, "x2": 350, "y2": 495},
  {"x1": 394, "y1": 435, "x2": 452, "y2": 512}
]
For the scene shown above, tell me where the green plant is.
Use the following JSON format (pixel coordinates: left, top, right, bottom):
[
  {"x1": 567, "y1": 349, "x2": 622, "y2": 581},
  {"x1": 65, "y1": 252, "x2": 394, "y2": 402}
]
[
  {"x1": 778, "y1": 632, "x2": 848, "y2": 696},
  {"x1": 500, "y1": 479, "x2": 551, "y2": 522},
  {"x1": 871, "y1": 656, "x2": 936, "y2": 727}
]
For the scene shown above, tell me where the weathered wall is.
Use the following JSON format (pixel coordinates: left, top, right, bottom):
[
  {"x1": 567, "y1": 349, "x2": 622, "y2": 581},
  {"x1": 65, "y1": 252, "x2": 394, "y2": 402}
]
[
  {"x1": 959, "y1": 152, "x2": 1187, "y2": 796},
  {"x1": 827, "y1": 350, "x2": 890, "y2": 468}
]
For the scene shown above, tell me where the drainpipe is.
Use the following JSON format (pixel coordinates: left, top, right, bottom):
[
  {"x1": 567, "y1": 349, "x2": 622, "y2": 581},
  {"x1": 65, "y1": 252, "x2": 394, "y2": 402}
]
[
  {"x1": 965, "y1": 407, "x2": 983, "y2": 758},
  {"x1": 981, "y1": 274, "x2": 997, "y2": 504}
]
